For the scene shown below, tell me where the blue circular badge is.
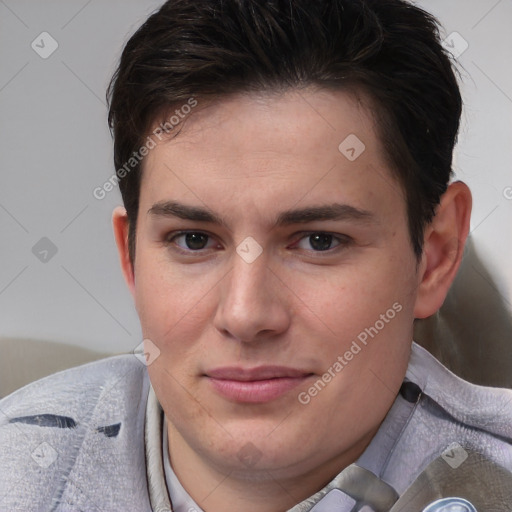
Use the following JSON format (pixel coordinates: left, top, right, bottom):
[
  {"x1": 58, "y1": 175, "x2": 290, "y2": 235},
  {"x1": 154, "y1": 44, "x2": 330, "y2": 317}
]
[{"x1": 422, "y1": 497, "x2": 477, "y2": 512}]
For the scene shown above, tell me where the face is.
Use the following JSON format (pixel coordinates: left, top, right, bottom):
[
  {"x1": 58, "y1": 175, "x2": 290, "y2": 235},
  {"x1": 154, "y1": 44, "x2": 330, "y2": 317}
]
[{"x1": 128, "y1": 89, "x2": 422, "y2": 485}]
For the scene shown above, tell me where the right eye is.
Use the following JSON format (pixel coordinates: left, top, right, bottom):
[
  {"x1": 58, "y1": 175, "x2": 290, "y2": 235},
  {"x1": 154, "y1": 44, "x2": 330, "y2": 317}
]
[{"x1": 166, "y1": 231, "x2": 219, "y2": 252}]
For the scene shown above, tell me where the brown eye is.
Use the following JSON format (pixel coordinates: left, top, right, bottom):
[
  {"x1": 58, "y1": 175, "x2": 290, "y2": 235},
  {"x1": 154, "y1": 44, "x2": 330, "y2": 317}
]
[
  {"x1": 184, "y1": 232, "x2": 209, "y2": 250},
  {"x1": 296, "y1": 232, "x2": 342, "y2": 252},
  {"x1": 308, "y1": 233, "x2": 334, "y2": 251},
  {"x1": 170, "y1": 231, "x2": 216, "y2": 251}
]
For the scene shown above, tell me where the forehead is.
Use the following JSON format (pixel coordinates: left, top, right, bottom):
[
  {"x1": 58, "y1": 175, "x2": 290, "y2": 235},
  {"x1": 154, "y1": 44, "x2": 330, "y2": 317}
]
[{"x1": 139, "y1": 88, "x2": 404, "y2": 224}]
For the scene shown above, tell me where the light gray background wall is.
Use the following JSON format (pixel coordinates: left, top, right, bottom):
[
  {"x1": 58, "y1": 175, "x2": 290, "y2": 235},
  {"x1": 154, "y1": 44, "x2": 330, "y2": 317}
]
[{"x1": 0, "y1": 0, "x2": 510, "y2": 355}]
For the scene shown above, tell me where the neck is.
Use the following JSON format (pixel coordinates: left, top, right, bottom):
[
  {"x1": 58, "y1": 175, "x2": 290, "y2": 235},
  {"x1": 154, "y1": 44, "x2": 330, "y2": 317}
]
[{"x1": 167, "y1": 422, "x2": 376, "y2": 512}]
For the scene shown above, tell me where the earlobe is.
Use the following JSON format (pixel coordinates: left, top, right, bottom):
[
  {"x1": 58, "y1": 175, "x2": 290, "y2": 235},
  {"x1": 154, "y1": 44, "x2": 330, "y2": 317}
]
[
  {"x1": 414, "y1": 181, "x2": 472, "y2": 319},
  {"x1": 112, "y1": 206, "x2": 136, "y2": 297}
]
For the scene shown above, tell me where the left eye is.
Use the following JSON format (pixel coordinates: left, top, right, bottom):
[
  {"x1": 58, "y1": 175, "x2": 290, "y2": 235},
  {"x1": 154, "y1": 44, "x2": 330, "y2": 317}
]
[
  {"x1": 295, "y1": 233, "x2": 343, "y2": 252},
  {"x1": 171, "y1": 232, "x2": 217, "y2": 251}
]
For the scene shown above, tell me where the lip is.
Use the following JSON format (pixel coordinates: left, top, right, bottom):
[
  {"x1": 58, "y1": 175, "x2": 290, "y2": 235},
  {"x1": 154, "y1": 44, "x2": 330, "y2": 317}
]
[{"x1": 205, "y1": 366, "x2": 314, "y2": 403}]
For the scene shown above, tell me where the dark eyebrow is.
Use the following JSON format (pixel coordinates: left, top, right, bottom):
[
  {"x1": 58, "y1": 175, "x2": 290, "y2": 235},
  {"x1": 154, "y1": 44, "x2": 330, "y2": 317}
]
[
  {"x1": 148, "y1": 201, "x2": 375, "y2": 227},
  {"x1": 275, "y1": 204, "x2": 375, "y2": 226},
  {"x1": 148, "y1": 201, "x2": 224, "y2": 225}
]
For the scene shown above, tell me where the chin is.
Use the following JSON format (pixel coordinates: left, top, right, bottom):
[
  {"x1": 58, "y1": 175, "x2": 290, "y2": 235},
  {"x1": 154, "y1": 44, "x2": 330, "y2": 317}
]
[{"x1": 203, "y1": 423, "x2": 313, "y2": 473}]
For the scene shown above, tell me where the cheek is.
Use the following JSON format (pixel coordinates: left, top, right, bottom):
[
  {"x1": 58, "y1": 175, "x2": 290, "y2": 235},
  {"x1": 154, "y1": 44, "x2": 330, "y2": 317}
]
[
  {"x1": 286, "y1": 257, "x2": 413, "y2": 337},
  {"x1": 133, "y1": 250, "x2": 217, "y2": 352},
  {"x1": 286, "y1": 253, "x2": 416, "y2": 397},
  {"x1": 291, "y1": 268, "x2": 413, "y2": 445}
]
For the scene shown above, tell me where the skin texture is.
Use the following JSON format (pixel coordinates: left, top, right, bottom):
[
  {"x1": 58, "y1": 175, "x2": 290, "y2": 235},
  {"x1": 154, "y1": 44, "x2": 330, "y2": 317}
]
[{"x1": 113, "y1": 88, "x2": 471, "y2": 511}]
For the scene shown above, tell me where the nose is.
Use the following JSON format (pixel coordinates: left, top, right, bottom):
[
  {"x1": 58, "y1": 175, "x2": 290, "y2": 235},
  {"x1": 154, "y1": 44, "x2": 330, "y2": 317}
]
[{"x1": 213, "y1": 249, "x2": 291, "y2": 344}]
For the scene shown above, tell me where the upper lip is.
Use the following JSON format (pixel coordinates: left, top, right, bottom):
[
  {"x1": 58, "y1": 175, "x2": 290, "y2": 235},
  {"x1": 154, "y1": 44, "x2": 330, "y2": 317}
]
[{"x1": 206, "y1": 366, "x2": 312, "y2": 381}]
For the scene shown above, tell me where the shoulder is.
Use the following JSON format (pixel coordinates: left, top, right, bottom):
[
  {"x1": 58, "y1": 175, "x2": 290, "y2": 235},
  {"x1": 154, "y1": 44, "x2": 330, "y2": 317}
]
[
  {"x1": 384, "y1": 343, "x2": 512, "y2": 507},
  {"x1": 365, "y1": 344, "x2": 512, "y2": 509},
  {"x1": 408, "y1": 342, "x2": 512, "y2": 439},
  {"x1": 0, "y1": 354, "x2": 145, "y2": 425},
  {"x1": 0, "y1": 355, "x2": 151, "y2": 511}
]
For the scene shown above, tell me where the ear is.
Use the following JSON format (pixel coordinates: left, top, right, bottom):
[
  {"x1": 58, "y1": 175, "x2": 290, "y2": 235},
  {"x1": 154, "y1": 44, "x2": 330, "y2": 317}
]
[
  {"x1": 112, "y1": 206, "x2": 136, "y2": 298},
  {"x1": 414, "y1": 181, "x2": 472, "y2": 319}
]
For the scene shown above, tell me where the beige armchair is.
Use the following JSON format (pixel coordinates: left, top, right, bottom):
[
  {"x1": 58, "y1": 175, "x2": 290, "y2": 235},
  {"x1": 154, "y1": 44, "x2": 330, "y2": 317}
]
[{"x1": 0, "y1": 338, "x2": 111, "y2": 398}]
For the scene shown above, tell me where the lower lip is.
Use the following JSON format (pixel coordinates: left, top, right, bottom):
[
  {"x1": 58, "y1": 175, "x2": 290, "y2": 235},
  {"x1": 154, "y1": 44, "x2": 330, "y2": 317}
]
[{"x1": 208, "y1": 376, "x2": 311, "y2": 403}]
